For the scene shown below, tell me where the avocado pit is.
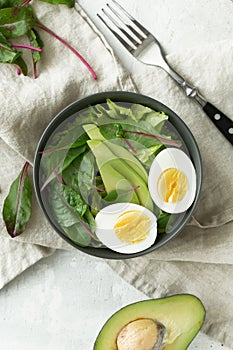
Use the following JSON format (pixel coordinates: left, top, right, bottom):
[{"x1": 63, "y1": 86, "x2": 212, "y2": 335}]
[{"x1": 116, "y1": 318, "x2": 166, "y2": 350}]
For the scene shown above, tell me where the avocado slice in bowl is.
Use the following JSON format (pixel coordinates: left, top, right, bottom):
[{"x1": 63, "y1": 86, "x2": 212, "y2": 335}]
[{"x1": 93, "y1": 294, "x2": 205, "y2": 350}]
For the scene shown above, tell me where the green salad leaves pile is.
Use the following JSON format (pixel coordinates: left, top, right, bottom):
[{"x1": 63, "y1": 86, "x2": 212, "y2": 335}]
[
  {"x1": 2, "y1": 100, "x2": 181, "y2": 247},
  {"x1": 37, "y1": 100, "x2": 181, "y2": 248}
]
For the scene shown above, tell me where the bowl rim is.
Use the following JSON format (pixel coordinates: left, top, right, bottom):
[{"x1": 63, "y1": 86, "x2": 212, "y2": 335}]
[{"x1": 33, "y1": 90, "x2": 202, "y2": 260}]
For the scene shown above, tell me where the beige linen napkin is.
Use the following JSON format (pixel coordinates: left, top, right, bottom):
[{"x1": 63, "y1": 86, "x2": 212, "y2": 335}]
[
  {"x1": 0, "y1": 1, "x2": 233, "y2": 346},
  {"x1": 0, "y1": 2, "x2": 134, "y2": 285}
]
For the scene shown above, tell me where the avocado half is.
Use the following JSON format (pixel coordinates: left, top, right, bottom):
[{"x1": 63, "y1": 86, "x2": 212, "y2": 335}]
[{"x1": 93, "y1": 294, "x2": 205, "y2": 350}]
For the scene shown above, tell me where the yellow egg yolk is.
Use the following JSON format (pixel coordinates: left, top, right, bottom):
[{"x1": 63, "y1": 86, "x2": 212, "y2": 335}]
[
  {"x1": 114, "y1": 210, "x2": 151, "y2": 244},
  {"x1": 157, "y1": 168, "x2": 188, "y2": 203}
]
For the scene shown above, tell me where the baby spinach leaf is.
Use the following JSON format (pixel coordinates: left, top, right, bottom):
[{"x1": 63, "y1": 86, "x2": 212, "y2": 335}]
[
  {"x1": 62, "y1": 223, "x2": 91, "y2": 247},
  {"x1": 78, "y1": 151, "x2": 95, "y2": 195},
  {"x1": 49, "y1": 183, "x2": 95, "y2": 246},
  {"x1": 48, "y1": 126, "x2": 89, "y2": 151},
  {"x1": 41, "y1": 145, "x2": 86, "y2": 190},
  {"x1": 39, "y1": 0, "x2": 75, "y2": 7},
  {"x1": 88, "y1": 188, "x2": 102, "y2": 215},
  {"x1": 77, "y1": 151, "x2": 105, "y2": 214},
  {"x1": 83, "y1": 207, "x2": 96, "y2": 233},
  {"x1": 49, "y1": 182, "x2": 80, "y2": 227},
  {"x1": 62, "y1": 156, "x2": 83, "y2": 193},
  {"x1": 0, "y1": 6, "x2": 36, "y2": 38},
  {"x1": 62, "y1": 185, "x2": 87, "y2": 218},
  {"x1": 2, "y1": 162, "x2": 32, "y2": 238}
]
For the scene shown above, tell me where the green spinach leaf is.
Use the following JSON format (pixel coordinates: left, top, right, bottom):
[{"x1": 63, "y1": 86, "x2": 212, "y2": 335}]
[
  {"x1": 41, "y1": 145, "x2": 86, "y2": 190},
  {"x1": 0, "y1": 31, "x2": 21, "y2": 63},
  {"x1": 49, "y1": 182, "x2": 81, "y2": 227},
  {"x1": 62, "y1": 223, "x2": 91, "y2": 247},
  {"x1": 2, "y1": 162, "x2": 32, "y2": 237},
  {"x1": 39, "y1": 0, "x2": 75, "y2": 7},
  {"x1": 13, "y1": 55, "x2": 28, "y2": 74},
  {"x1": 62, "y1": 185, "x2": 87, "y2": 218},
  {"x1": 0, "y1": 6, "x2": 36, "y2": 38},
  {"x1": 28, "y1": 28, "x2": 43, "y2": 77},
  {"x1": 49, "y1": 182, "x2": 95, "y2": 247}
]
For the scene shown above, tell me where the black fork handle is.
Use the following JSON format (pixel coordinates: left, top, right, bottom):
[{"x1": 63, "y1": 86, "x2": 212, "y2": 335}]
[
  {"x1": 203, "y1": 102, "x2": 233, "y2": 145},
  {"x1": 165, "y1": 67, "x2": 233, "y2": 146}
]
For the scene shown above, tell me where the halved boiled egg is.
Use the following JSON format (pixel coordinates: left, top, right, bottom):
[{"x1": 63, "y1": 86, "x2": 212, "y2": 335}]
[
  {"x1": 95, "y1": 203, "x2": 157, "y2": 254},
  {"x1": 148, "y1": 148, "x2": 196, "y2": 214}
]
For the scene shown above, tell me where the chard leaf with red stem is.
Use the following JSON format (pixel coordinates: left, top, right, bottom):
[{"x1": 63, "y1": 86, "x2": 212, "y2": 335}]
[
  {"x1": 28, "y1": 28, "x2": 43, "y2": 78},
  {"x1": 0, "y1": 6, "x2": 36, "y2": 38},
  {"x1": 39, "y1": 0, "x2": 75, "y2": 8},
  {"x1": 2, "y1": 162, "x2": 32, "y2": 237},
  {"x1": 0, "y1": 31, "x2": 22, "y2": 63}
]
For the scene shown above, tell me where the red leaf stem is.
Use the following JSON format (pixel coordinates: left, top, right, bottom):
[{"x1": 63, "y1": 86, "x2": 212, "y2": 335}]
[
  {"x1": 124, "y1": 130, "x2": 181, "y2": 147},
  {"x1": 36, "y1": 22, "x2": 97, "y2": 80},
  {"x1": 20, "y1": 0, "x2": 31, "y2": 6},
  {"x1": 122, "y1": 137, "x2": 137, "y2": 154},
  {"x1": 12, "y1": 43, "x2": 43, "y2": 52}
]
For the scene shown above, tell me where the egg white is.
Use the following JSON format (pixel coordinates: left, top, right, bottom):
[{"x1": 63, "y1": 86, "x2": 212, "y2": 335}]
[
  {"x1": 148, "y1": 148, "x2": 197, "y2": 214},
  {"x1": 95, "y1": 203, "x2": 157, "y2": 254}
]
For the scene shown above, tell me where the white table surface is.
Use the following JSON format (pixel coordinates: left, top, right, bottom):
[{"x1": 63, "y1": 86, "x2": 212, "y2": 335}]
[{"x1": 0, "y1": 1, "x2": 232, "y2": 349}]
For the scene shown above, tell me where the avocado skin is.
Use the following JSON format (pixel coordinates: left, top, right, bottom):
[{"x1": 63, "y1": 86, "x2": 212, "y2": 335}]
[{"x1": 93, "y1": 294, "x2": 205, "y2": 350}]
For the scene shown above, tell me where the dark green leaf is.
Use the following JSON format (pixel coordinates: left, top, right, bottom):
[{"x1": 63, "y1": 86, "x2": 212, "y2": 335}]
[
  {"x1": 63, "y1": 223, "x2": 91, "y2": 247},
  {"x1": 28, "y1": 28, "x2": 43, "y2": 64},
  {"x1": 88, "y1": 188, "x2": 102, "y2": 215},
  {"x1": 0, "y1": 31, "x2": 22, "y2": 63},
  {"x1": 0, "y1": 6, "x2": 35, "y2": 38},
  {"x1": 78, "y1": 151, "x2": 95, "y2": 195},
  {"x1": 0, "y1": 0, "x2": 11, "y2": 9},
  {"x1": 2, "y1": 162, "x2": 32, "y2": 237},
  {"x1": 49, "y1": 183, "x2": 94, "y2": 247},
  {"x1": 49, "y1": 182, "x2": 80, "y2": 227},
  {"x1": 39, "y1": 0, "x2": 75, "y2": 7},
  {"x1": 62, "y1": 156, "x2": 82, "y2": 193},
  {"x1": 83, "y1": 207, "x2": 96, "y2": 232},
  {"x1": 41, "y1": 145, "x2": 86, "y2": 190},
  {"x1": 62, "y1": 185, "x2": 87, "y2": 218},
  {"x1": 0, "y1": 0, "x2": 24, "y2": 8},
  {"x1": 14, "y1": 55, "x2": 28, "y2": 75},
  {"x1": 157, "y1": 211, "x2": 177, "y2": 234}
]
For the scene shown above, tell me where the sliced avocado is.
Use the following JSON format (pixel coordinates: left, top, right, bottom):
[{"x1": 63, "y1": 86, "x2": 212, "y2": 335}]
[
  {"x1": 84, "y1": 124, "x2": 148, "y2": 183},
  {"x1": 93, "y1": 158, "x2": 139, "y2": 205},
  {"x1": 104, "y1": 140, "x2": 148, "y2": 183},
  {"x1": 87, "y1": 140, "x2": 153, "y2": 211},
  {"x1": 83, "y1": 124, "x2": 106, "y2": 140},
  {"x1": 94, "y1": 294, "x2": 205, "y2": 350}
]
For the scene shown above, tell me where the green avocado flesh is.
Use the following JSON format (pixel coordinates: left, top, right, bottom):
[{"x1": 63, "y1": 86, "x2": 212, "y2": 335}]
[
  {"x1": 93, "y1": 294, "x2": 205, "y2": 350},
  {"x1": 87, "y1": 139, "x2": 154, "y2": 211}
]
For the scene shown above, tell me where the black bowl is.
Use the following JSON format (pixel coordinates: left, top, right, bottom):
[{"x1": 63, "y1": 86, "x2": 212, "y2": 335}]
[{"x1": 33, "y1": 91, "x2": 202, "y2": 259}]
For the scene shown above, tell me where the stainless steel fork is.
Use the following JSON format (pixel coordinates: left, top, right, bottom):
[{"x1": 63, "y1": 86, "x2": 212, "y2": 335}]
[{"x1": 97, "y1": 0, "x2": 233, "y2": 145}]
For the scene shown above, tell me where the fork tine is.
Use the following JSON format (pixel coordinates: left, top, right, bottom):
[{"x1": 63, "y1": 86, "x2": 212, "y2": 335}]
[
  {"x1": 102, "y1": 7, "x2": 141, "y2": 48},
  {"x1": 97, "y1": 12, "x2": 136, "y2": 53},
  {"x1": 106, "y1": 3, "x2": 143, "y2": 45},
  {"x1": 111, "y1": 0, "x2": 150, "y2": 38}
]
